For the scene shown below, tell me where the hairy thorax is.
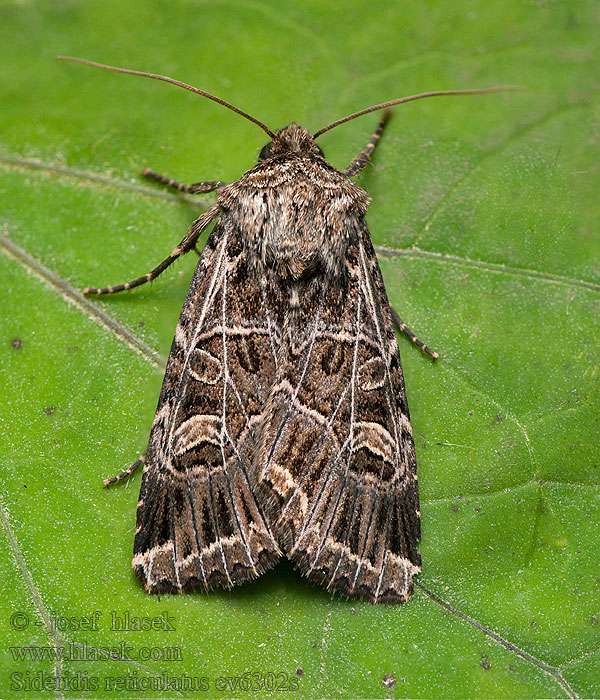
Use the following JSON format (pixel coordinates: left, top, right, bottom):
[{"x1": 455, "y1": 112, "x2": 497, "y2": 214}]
[{"x1": 217, "y1": 155, "x2": 370, "y2": 282}]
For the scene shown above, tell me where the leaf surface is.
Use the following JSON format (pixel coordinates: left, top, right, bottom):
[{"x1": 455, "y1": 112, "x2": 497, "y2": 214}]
[{"x1": 1, "y1": 1, "x2": 599, "y2": 697}]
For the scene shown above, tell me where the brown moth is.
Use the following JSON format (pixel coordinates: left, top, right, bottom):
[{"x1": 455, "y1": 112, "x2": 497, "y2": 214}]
[{"x1": 59, "y1": 57, "x2": 519, "y2": 602}]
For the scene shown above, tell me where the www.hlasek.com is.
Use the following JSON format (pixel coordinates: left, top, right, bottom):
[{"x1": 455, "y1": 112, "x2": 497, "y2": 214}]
[{"x1": 10, "y1": 641, "x2": 181, "y2": 662}]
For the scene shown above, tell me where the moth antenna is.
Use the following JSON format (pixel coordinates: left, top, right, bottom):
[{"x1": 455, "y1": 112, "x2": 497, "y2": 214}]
[
  {"x1": 313, "y1": 86, "x2": 526, "y2": 138},
  {"x1": 56, "y1": 56, "x2": 276, "y2": 139}
]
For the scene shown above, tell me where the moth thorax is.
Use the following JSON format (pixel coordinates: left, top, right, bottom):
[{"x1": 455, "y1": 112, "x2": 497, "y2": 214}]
[
  {"x1": 264, "y1": 231, "x2": 347, "y2": 284},
  {"x1": 289, "y1": 284, "x2": 300, "y2": 311}
]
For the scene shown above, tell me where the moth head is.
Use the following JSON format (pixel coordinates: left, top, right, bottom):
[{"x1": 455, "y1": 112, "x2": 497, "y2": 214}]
[{"x1": 258, "y1": 123, "x2": 324, "y2": 162}]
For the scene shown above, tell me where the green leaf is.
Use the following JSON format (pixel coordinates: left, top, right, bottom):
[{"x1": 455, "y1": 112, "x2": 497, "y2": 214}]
[{"x1": 1, "y1": 1, "x2": 599, "y2": 698}]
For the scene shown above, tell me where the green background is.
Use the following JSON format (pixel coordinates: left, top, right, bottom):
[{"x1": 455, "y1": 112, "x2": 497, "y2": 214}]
[{"x1": 1, "y1": 1, "x2": 599, "y2": 698}]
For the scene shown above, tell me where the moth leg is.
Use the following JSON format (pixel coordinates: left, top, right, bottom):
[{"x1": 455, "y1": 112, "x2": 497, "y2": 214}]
[
  {"x1": 142, "y1": 168, "x2": 226, "y2": 194},
  {"x1": 391, "y1": 307, "x2": 439, "y2": 359},
  {"x1": 83, "y1": 203, "x2": 220, "y2": 295},
  {"x1": 104, "y1": 452, "x2": 145, "y2": 487},
  {"x1": 343, "y1": 110, "x2": 392, "y2": 176}
]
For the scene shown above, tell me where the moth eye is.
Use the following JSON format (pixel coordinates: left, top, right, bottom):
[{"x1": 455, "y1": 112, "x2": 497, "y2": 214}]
[{"x1": 258, "y1": 142, "x2": 273, "y2": 161}]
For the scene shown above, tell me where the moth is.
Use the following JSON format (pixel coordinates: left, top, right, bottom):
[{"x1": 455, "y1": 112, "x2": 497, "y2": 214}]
[{"x1": 60, "y1": 57, "x2": 518, "y2": 602}]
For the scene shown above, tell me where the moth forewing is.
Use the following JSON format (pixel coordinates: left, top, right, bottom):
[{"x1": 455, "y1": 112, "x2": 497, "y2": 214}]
[{"x1": 132, "y1": 217, "x2": 282, "y2": 593}]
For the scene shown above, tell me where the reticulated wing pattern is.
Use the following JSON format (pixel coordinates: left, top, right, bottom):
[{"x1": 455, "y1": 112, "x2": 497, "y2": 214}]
[
  {"x1": 255, "y1": 221, "x2": 420, "y2": 602},
  {"x1": 133, "y1": 218, "x2": 282, "y2": 592}
]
